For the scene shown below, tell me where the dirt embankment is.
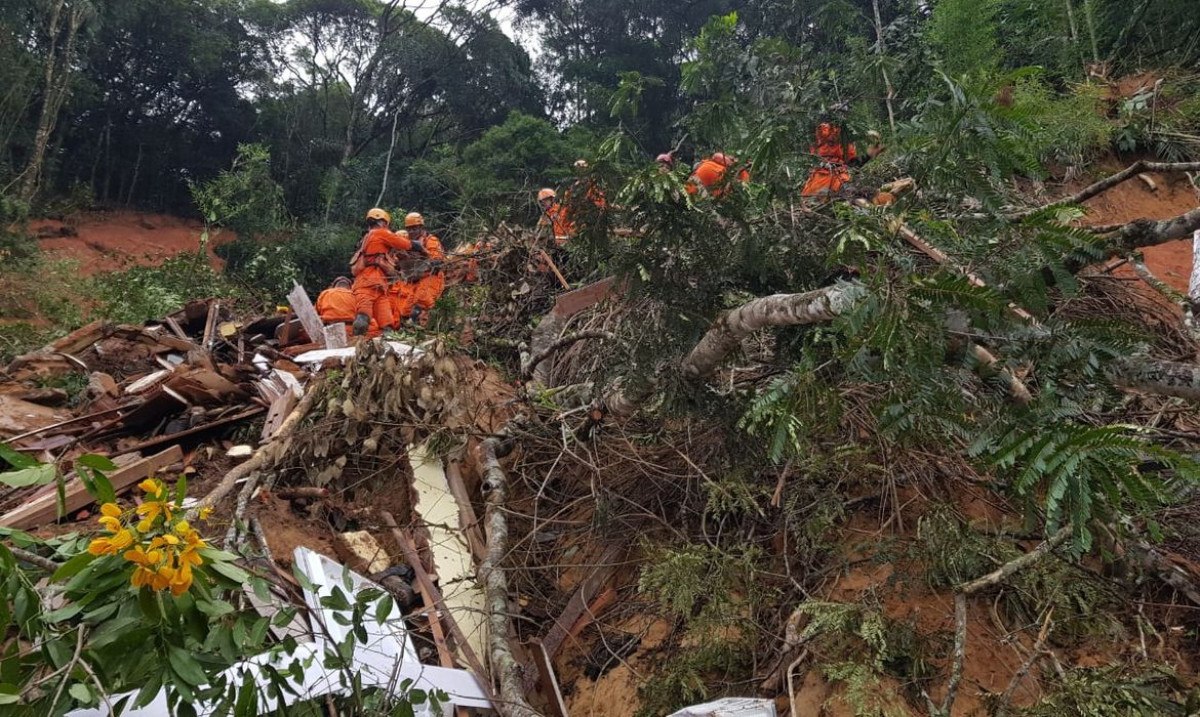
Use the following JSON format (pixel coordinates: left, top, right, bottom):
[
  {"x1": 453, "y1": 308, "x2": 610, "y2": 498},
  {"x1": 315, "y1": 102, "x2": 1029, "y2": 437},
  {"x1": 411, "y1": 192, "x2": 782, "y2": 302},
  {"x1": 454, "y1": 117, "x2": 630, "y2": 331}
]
[
  {"x1": 1073, "y1": 162, "x2": 1200, "y2": 292},
  {"x1": 31, "y1": 210, "x2": 232, "y2": 275}
]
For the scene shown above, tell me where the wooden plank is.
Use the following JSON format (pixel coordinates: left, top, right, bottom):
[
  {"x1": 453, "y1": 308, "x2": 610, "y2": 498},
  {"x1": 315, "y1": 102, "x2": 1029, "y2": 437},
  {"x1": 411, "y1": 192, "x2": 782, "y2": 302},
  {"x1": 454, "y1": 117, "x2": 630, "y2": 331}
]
[
  {"x1": 46, "y1": 320, "x2": 110, "y2": 354},
  {"x1": 164, "y1": 316, "x2": 189, "y2": 340},
  {"x1": 442, "y1": 457, "x2": 487, "y2": 563},
  {"x1": 287, "y1": 282, "x2": 327, "y2": 350},
  {"x1": 541, "y1": 543, "x2": 624, "y2": 658},
  {"x1": 202, "y1": 300, "x2": 220, "y2": 350},
  {"x1": 5, "y1": 406, "x2": 126, "y2": 445},
  {"x1": 261, "y1": 391, "x2": 298, "y2": 442},
  {"x1": 410, "y1": 447, "x2": 488, "y2": 663},
  {"x1": 552, "y1": 276, "x2": 617, "y2": 318},
  {"x1": 0, "y1": 445, "x2": 183, "y2": 529},
  {"x1": 380, "y1": 511, "x2": 494, "y2": 704},
  {"x1": 323, "y1": 323, "x2": 347, "y2": 350},
  {"x1": 529, "y1": 638, "x2": 570, "y2": 717}
]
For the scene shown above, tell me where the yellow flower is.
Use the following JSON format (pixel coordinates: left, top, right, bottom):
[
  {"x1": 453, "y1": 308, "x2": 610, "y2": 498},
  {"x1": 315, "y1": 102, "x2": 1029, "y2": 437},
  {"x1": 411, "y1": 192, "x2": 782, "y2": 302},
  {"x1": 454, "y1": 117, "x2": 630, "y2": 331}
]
[
  {"x1": 135, "y1": 500, "x2": 173, "y2": 529},
  {"x1": 138, "y1": 478, "x2": 164, "y2": 496},
  {"x1": 100, "y1": 503, "x2": 122, "y2": 518},
  {"x1": 198, "y1": 507, "x2": 213, "y2": 521},
  {"x1": 98, "y1": 516, "x2": 121, "y2": 533},
  {"x1": 87, "y1": 528, "x2": 134, "y2": 556},
  {"x1": 123, "y1": 546, "x2": 163, "y2": 567},
  {"x1": 168, "y1": 562, "x2": 193, "y2": 597},
  {"x1": 150, "y1": 534, "x2": 181, "y2": 549}
]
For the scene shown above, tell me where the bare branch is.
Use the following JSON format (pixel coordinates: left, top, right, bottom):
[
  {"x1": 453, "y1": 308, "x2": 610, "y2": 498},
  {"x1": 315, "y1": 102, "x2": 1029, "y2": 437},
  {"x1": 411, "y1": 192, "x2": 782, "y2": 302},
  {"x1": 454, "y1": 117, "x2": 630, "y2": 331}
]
[{"x1": 1009, "y1": 161, "x2": 1200, "y2": 220}]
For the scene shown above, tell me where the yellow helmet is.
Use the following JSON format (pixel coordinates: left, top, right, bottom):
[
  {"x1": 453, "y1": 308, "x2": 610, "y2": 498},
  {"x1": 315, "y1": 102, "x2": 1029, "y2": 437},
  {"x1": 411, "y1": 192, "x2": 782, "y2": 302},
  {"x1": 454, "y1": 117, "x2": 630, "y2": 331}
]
[
  {"x1": 365, "y1": 207, "x2": 391, "y2": 224},
  {"x1": 404, "y1": 212, "x2": 424, "y2": 228},
  {"x1": 537, "y1": 188, "x2": 557, "y2": 201}
]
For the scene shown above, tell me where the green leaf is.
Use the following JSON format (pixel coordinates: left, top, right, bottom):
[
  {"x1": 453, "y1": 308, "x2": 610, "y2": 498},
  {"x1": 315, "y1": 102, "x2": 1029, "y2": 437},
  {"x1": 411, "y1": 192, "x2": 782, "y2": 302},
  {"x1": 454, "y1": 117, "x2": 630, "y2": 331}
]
[
  {"x1": 0, "y1": 444, "x2": 37, "y2": 469},
  {"x1": 197, "y1": 599, "x2": 236, "y2": 618},
  {"x1": 169, "y1": 645, "x2": 209, "y2": 687},
  {"x1": 207, "y1": 560, "x2": 250, "y2": 585},
  {"x1": 0, "y1": 463, "x2": 56, "y2": 488},
  {"x1": 375, "y1": 593, "x2": 394, "y2": 623},
  {"x1": 175, "y1": 473, "x2": 188, "y2": 506},
  {"x1": 69, "y1": 683, "x2": 92, "y2": 703},
  {"x1": 52, "y1": 552, "x2": 96, "y2": 582},
  {"x1": 42, "y1": 603, "x2": 83, "y2": 623},
  {"x1": 77, "y1": 454, "x2": 117, "y2": 471}
]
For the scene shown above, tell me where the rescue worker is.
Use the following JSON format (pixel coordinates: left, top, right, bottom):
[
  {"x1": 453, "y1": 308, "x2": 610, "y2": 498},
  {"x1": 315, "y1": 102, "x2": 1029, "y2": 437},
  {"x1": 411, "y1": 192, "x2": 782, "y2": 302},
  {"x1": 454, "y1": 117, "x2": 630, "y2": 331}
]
[
  {"x1": 350, "y1": 208, "x2": 423, "y2": 337},
  {"x1": 315, "y1": 276, "x2": 359, "y2": 325},
  {"x1": 656, "y1": 153, "x2": 675, "y2": 172},
  {"x1": 800, "y1": 123, "x2": 886, "y2": 199},
  {"x1": 687, "y1": 152, "x2": 750, "y2": 198},
  {"x1": 406, "y1": 212, "x2": 445, "y2": 325},
  {"x1": 387, "y1": 279, "x2": 417, "y2": 329},
  {"x1": 537, "y1": 188, "x2": 574, "y2": 242}
]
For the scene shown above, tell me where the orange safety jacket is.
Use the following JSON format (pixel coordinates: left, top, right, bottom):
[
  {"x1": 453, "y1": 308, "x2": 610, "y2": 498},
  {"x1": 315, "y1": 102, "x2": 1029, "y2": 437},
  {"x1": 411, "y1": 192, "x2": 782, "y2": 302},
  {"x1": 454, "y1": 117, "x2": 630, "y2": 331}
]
[
  {"x1": 315, "y1": 286, "x2": 358, "y2": 324},
  {"x1": 687, "y1": 158, "x2": 750, "y2": 197},
  {"x1": 801, "y1": 124, "x2": 857, "y2": 197},
  {"x1": 414, "y1": 234, "x2": 446, "y2": 310}
]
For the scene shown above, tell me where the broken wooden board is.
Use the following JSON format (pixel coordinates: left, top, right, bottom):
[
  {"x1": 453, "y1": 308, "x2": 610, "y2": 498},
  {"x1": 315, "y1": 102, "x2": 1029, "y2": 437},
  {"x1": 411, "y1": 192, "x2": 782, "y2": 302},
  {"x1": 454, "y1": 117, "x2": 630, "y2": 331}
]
[
  {"x1": 323, "y1": 322, "x2": 348, "y2": 350},
  {"x1": 261, "y1": 390, "x2": 299, "y2": 442},
  {"x1": 408, "y1": 444, "x2": 489, "y2": 665},
  {"x1": 0, "y1": 395, "x2": 72, "y2": 438},
  {"x1": 287, "y1": 282, "x2": 327, "y2": 350},
  {"x1": 46, "y1": 320, "x2": 112, "y2": 355},
  {"x1": 541, "y1": 542, "x2": 625, "y2": 658},
  {"x1": 333, "y1": 531, "x2": 391, "y2": 575},
  {"x1": 551, "y1": 275, "x2": 618, "y2": 318},
  {"x1": 0, "y1": 445, "x2": 183, "y2": 529}
]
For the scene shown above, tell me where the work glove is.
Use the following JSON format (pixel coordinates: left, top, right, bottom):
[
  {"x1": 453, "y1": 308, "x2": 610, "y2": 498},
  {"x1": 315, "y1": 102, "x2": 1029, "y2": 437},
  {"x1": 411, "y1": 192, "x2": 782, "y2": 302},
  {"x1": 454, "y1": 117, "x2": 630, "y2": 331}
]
[
  {"x1": 410, "y1": 306, "x2": 423, "y2": 323},
  {"x1": 352, "y1": 313, "x2": 370, "y2": 336},
  {"x1": 411, "y1": 238, "x2": 427, "y2": 254}
]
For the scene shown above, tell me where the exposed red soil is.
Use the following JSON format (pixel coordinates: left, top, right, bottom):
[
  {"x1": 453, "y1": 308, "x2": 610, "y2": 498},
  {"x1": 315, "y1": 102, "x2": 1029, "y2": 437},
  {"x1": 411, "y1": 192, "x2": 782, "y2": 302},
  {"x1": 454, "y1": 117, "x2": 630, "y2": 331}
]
[
  {"x1": 1072, "y1": 163, "x2": 1200, "y2": 292},
  {"x1": 31, "y1": 210, "x2": 231, "y2": 275}
]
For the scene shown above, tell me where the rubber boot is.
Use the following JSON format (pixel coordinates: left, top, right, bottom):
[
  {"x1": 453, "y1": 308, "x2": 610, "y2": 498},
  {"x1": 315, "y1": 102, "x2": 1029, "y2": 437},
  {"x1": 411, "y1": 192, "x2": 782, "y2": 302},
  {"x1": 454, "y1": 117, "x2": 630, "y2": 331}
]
[{"x1": 352, "y1": 313, "x2": 370, "y2": 336}]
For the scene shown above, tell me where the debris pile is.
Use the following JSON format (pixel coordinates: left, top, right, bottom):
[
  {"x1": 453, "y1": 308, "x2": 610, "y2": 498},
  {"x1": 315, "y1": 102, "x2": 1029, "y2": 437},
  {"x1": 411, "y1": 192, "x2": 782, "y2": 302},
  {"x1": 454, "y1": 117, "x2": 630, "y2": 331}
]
[{"x1": 0, "y1": 287, "x2": 391, "y2": 528}]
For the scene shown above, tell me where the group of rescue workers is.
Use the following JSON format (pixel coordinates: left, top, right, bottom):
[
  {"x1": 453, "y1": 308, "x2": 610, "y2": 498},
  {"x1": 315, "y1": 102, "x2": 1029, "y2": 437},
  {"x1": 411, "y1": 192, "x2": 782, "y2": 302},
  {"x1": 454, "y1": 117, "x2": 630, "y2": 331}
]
[
  {"x1": 313, "y1": 121, "x2": 883, "y2": 338},
  {"x1": 315, "y1": 210, "x2": 444, "y2": 338}
]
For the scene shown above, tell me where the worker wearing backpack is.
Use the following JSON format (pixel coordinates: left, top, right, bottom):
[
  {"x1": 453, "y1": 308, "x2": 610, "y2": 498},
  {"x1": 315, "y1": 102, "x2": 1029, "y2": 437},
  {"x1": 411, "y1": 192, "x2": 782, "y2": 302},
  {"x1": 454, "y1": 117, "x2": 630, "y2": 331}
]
[{"x1": 350, "y1": 208, "x2": 424, "y2": 336}]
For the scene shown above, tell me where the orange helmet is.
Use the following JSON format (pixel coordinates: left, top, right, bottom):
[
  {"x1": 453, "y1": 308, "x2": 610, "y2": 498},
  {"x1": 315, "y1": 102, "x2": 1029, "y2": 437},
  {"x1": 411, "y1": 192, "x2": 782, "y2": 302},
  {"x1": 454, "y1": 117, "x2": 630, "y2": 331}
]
[
  {"x1": 573, "y1": 159, "x2": 589, "y2": 169},
  {"x1": 404, "y1": 212, "x2": 424, "y2": 228},
  {"x1": 711, "y1": 152, "x2": 734, "y2": 166},
  {"x1": 537, "y1": 188, "x2": 557, "y2": 201},
  {"x1": 365, "y1": 207, "x2": 391, "y2": 224},
  {"x1": 816, "y1": 123, "x2": 840, "y2": 143}
]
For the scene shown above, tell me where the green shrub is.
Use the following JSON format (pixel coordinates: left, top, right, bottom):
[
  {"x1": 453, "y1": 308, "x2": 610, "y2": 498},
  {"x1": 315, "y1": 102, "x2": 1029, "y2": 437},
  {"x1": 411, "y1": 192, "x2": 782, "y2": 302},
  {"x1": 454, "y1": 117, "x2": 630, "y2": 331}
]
[
  {"x1": 88, "y1": 252, "x2": 247, "y2": 324},
  {"x1": 191, "y1": 143, "x2": 289, "y2": 239}
]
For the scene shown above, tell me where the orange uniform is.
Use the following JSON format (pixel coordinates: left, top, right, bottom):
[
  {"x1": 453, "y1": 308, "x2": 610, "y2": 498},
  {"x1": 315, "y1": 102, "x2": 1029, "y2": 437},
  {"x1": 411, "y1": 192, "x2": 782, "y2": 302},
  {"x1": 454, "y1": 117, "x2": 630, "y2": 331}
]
[
  {"x1": 414, "y1": 234, "x2": 446, "y2": 312},
  {"x1": 315, "y1": 286, "x2": 357, "y2": 324},
  {"x1": 687, "y1": 156, "x2": 750, "y2": 197},
  {"x1": 351, "y1": 227, "x2": 414, "y2": 332},
  {"x1": 388, "y1": 281, "x2": 417, "y2": 327},
  {"x1": 801, "y1": 123, "x2": 857, "y2": 197},
  {"x1": 539, "y1": 202, "x2": 574, "y2": 241}
]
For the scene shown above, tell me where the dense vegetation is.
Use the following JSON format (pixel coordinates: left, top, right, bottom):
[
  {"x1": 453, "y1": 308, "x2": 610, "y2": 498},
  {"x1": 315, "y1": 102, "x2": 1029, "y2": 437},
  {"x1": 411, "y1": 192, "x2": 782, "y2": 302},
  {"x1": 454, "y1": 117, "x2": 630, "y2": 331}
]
[{"x1": 6, "y1": 0, "x2": 1200, "y2": 715}]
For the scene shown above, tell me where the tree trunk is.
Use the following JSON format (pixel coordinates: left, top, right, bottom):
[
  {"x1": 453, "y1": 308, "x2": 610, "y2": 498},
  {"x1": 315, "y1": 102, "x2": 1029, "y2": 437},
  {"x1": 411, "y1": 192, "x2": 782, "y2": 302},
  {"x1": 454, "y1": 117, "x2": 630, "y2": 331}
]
[
  {"x1": 1110, "y1": 357, "x2": 1200, "y2": 402},
  {"x1": 478, "y1": 437, "x2": 544, "y2": 717},
  {"x1": 682, "y1": 283, "x2": 869, "y2": 380},
  {"x1": 19, "y1": 0, "x2": 86, "y2": 204},
  {"x1": 18, "y1": 0, "x2": 66, "y2": 203},
  {"x1": 1189, "y1": 230, "x2": 1200, "y2": 306}
]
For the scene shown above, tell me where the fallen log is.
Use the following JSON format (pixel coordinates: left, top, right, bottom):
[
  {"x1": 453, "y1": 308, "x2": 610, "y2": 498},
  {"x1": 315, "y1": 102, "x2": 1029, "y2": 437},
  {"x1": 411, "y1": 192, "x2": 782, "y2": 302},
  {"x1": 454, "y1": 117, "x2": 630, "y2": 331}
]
[{"x1": 479, "y1": 436, "x2": 544, "y2": 717}]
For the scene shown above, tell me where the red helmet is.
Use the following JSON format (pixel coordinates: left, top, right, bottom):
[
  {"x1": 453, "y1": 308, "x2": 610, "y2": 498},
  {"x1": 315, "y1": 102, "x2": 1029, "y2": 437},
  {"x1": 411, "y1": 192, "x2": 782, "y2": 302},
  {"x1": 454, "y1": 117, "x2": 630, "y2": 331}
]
[
  {"x1": 711, "y1": 152, "x2": 734, "y2": 166},
  {"x1": 655, "y1": 153, "x2": 674, "y2": 165}
]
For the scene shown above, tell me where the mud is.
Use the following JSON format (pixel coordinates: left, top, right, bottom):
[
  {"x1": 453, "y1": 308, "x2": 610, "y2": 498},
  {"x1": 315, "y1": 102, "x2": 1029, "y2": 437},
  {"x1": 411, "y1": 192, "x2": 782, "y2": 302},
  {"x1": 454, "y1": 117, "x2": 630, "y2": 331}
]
[{"x1": 32, "y1": 210, "x2": 231, "y2": 275}]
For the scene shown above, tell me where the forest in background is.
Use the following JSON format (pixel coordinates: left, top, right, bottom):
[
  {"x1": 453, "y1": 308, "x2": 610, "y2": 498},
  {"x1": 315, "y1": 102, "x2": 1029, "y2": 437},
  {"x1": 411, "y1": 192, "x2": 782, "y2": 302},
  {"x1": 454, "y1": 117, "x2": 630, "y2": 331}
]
[{"x1": 7, "y1": 0, "x2": 1200, "y2": 716}]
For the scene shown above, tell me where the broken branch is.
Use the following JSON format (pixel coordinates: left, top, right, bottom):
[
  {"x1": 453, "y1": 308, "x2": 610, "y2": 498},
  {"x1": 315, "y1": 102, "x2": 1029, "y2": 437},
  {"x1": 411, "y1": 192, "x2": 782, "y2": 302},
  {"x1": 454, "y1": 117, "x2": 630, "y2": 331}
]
[
  {"x1": 1009, "y1": 161, "x2": 1200, "y2": 219},
  {"x1": 941, "y1": 526, "x2": 1072, "y2": 716},
  {"x1": 521, "y1": 330, "x2": 614, "y2": 382}
]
